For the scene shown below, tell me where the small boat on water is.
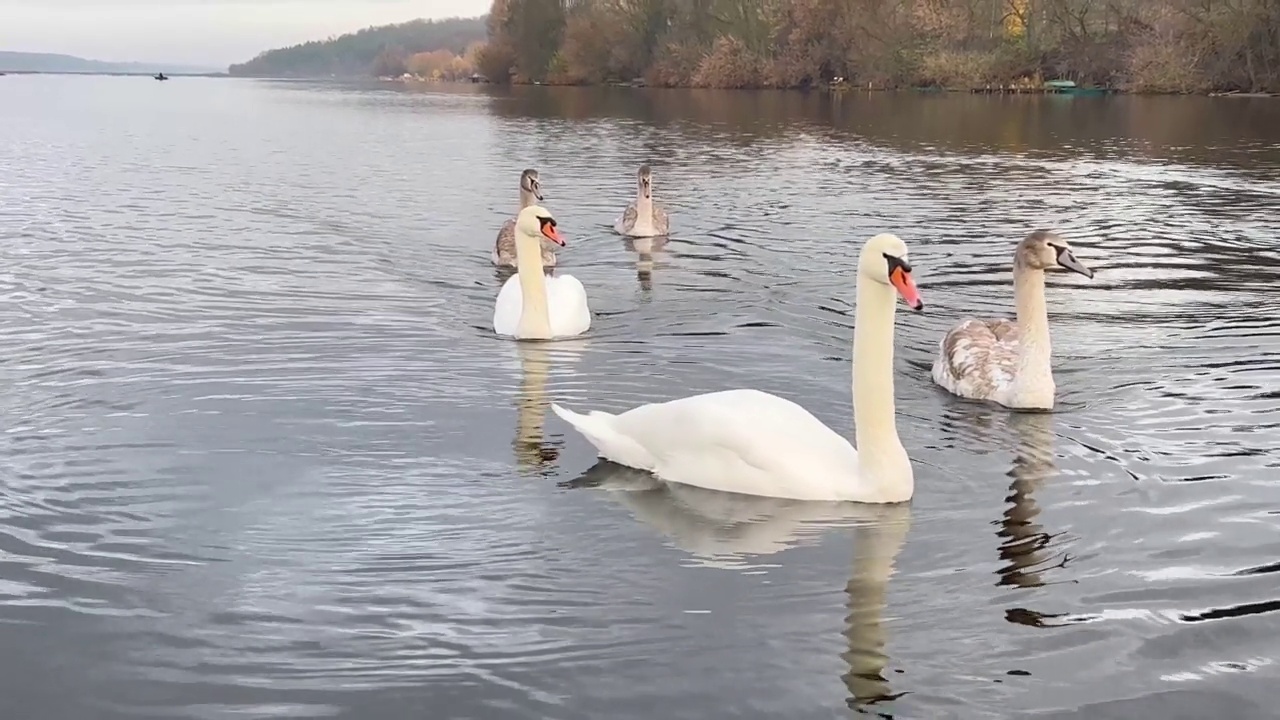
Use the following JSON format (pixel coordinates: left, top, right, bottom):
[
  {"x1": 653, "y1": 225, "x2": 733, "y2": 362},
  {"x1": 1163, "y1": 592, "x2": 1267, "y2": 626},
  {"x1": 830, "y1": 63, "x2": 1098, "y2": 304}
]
[
  {"x1": 154, "y1": 73, "x2": 169, "y2": 81},
  {"x1": 1045, "y1": 79, "x2": 1112, "y2": 96}
]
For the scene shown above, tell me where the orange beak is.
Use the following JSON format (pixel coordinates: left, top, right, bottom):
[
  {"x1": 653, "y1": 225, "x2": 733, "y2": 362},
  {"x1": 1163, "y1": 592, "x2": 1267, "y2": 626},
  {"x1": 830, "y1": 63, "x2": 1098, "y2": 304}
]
[
  {"x1": 541, "y1": 223, "x2": 565, "y2": 247},
  {"x1": 890, "y1": 266, "x2": 923, "y2": 311}
]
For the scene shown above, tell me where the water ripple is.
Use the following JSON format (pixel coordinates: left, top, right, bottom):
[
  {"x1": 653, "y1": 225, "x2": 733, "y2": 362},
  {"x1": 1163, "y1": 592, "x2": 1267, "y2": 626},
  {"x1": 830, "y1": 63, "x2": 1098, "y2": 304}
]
[{"x1": 1, "y1": 76, "x2": 1279, "y2": 719}]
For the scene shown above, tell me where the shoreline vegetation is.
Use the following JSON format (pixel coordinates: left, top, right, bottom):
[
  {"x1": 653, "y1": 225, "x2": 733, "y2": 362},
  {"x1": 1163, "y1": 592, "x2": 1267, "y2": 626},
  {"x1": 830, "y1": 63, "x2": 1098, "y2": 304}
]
[
  {"x1": 226, "y1": 1, "x2": 1280, "y2": 96},
  {"x1": 473, "y1": 0, "x2": 1280, "y2": 95},
  {"x1": 228, "y1": 17, "x2": 486, "y2": 79}
]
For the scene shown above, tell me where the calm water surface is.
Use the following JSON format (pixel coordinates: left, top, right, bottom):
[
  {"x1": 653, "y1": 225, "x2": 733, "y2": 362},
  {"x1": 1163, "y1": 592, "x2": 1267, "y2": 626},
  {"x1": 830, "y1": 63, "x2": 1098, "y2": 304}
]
[{"x1": 1, "y1": 75, "x2": 1279, "y2": 719}]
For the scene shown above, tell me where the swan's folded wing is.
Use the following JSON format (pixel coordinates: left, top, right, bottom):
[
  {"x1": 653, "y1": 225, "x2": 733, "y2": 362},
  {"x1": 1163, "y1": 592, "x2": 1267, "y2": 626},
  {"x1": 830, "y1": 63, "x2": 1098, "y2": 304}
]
[
  {"x1": 652, "y1": 203, "x2": 670, "y2": 235},
  {"x1": 548, "y1": 274, "x2": 591, "y2": 337},
  {"x1": 936, "y1": 318, "x2": 1018, "y2": 398},
  {"x1": 608, "y1": 389, "x2": 858, "y2": 499},
  {"x1": 986, "y1": 318, "x2": 1018, "y2": 343},
  {"x1": 493, "y1": 218, "x2": 517, "y2": 265},
  {"x1": 492, "y1": 273, "x2": 523, "y2": 336},
  {"x1": 615, "y1": 203, "x2": 637, "y2": 233}
]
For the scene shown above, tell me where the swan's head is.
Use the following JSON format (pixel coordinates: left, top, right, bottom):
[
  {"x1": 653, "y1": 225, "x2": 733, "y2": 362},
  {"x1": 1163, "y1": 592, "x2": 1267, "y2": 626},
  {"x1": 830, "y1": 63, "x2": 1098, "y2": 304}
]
[
  {"x1": 516, "y1": 204, "x2": 565, "y2": 246},
  {"x1": 520, "y1": 168, "x2": 543, "y2": 202},
  {"x1": 637, "y1": 164, "x2": 653, "y2": 199},
  {"x1": 1016, "y1": 230, "x2": 1093, "y2": 278},
  {"x1": 859, "y1": 233, "x2": 924, "y2": 311}
]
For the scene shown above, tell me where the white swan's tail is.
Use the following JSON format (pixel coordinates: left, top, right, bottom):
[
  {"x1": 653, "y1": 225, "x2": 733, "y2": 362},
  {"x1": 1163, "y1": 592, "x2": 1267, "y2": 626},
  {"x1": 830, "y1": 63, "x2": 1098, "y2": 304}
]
[{"x1": 550, "y1": 403, "x2": 655, "y2": 471}]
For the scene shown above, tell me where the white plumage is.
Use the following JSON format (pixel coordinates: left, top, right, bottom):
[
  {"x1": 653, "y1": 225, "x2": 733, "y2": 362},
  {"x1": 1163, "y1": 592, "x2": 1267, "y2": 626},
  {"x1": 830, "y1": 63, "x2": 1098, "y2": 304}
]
[
  {"x1": 491, "y1": 205, "x2": 591, "y2": 341},
  {"x1": 552, "y1": 233, "x2": 926, "y2": 503},
  {"x1": 493, "y1": 272, "x2": 590, "y2": 339}
]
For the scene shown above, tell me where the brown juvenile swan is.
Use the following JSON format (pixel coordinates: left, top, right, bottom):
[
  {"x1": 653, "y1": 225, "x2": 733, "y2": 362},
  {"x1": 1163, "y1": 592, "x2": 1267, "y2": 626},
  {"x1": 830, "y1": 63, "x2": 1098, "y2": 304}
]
[{"x1": 493, "y1": 169, "x2": 558, "y2": 268}]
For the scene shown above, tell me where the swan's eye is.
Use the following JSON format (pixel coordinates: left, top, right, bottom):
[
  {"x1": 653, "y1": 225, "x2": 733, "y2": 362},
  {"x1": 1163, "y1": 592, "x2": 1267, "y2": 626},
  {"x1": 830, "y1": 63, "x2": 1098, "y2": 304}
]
[{"x1": 883, "y1": 252, "x2": 911, "y2": 274}]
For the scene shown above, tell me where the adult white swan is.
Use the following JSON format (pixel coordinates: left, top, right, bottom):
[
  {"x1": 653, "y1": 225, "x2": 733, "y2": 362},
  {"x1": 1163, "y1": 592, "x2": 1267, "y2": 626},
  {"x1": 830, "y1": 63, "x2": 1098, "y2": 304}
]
[
  {"x1": 552, "y1": 233, "x2": 925, "y2": 503},
  {"x1": 493, "y1": 169, "x2": 558, "y2": 268},
  {"x1": 931, "y1": 230, "x2": 1093, "y2": 410},
  {"x1": 614, "y1": 164, "x2": 670, "y2": 238},
  {"x1": 492, "y1": 205, "x2": 591, "y2": 340}
]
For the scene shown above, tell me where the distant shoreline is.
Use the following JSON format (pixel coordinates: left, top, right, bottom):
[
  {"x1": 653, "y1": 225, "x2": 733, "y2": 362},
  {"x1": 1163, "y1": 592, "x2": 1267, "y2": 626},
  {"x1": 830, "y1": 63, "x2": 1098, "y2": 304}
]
[
  {"x1": 0, "y1": 70, "x2": 229, "y2": 78},
  {"x1": 7, "y1": 72, "x2": 1275, "y2": 98},
  {"x1": 389, "y1": 75, "x2": 1280, "y2": 98},
  {"x1": 497, "y1": 79, "x2": 1280, "y2": 98}
]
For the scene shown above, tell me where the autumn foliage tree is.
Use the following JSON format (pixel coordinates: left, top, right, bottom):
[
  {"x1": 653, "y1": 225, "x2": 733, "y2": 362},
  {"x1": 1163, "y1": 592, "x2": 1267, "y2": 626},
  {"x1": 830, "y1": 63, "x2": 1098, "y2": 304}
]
[{"x1": 470, "y1": 0, "x2": 1280, "y2": 92}]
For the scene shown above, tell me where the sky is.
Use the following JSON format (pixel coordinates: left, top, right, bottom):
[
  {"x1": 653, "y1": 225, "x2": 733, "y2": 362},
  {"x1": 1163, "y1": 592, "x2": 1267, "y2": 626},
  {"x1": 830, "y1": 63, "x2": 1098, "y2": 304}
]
[{"x1": 0, "y1": 0, "x2": 491, "y2": 69}]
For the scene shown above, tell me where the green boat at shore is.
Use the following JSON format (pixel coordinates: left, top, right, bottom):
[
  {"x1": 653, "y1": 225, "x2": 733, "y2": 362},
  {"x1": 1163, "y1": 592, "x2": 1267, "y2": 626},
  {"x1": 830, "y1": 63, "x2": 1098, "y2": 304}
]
[{"x1": 1045, "y1": 79, "x2": 1114, "y2": 95}]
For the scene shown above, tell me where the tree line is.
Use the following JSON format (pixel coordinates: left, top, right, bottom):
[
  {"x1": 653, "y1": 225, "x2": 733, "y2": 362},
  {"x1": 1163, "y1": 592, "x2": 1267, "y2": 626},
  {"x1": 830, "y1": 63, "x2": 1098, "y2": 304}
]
[
  {"x1": 229, "y1": 17, "x2": 486, "y2": 78},
  {"x1": 473, "y1": 0, "x2": 1280, "y2": 92}
]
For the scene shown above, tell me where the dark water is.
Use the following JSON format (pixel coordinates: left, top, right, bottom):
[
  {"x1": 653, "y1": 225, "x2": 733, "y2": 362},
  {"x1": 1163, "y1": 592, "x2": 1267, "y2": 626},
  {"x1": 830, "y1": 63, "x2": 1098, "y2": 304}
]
[{"x1": 1, "y1": 75, "x2": 1279, "y2": 719}]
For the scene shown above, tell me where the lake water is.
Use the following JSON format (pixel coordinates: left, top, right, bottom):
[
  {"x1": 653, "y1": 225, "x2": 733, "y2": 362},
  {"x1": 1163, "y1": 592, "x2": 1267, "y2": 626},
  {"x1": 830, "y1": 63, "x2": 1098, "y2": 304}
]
[{"x1": 1, "y1": 75, "x2": 1279, "y2": 719}]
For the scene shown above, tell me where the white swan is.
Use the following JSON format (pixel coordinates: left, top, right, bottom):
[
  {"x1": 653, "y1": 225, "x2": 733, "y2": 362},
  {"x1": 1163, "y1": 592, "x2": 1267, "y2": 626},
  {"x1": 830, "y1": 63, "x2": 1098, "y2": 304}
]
[
  {"x1": 493, "y1": 205, "x2": 591, "y2": 340},
  {"x1": 931, "y1": 230, "x2": 1093, "y2": 410},
  {"x1": 493, "y1": 169, "x2": 558, "y2": 268},
  {"x1": 614, "y1": 164, "x2": 670, "y2": 237},
  {"x1": 552, "y1": 233, "x2": 925, "y2": 503}
]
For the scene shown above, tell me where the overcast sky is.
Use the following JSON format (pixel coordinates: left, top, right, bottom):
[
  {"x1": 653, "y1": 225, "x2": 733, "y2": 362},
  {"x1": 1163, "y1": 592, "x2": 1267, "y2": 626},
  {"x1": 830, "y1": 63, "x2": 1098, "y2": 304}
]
[{"x1": 0, "y1": 0, "x2": 491, "y2": 68}]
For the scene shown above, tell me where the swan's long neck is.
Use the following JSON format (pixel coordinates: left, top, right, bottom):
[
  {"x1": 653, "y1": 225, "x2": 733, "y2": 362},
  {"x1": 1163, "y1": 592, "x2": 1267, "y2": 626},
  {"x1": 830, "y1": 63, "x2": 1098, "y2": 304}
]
[
  {"x1": 1012, "y1": 265, "x2": 1052, "y2": 382},
  {"x1": 515, "y1": 233, "x2": 552, "y2": 339},
  {"x1": 852, "y1": 277, "x2": 912, "y2": 499},
  {"x1": 519, "y1": 186, "x2": 536, "y2": 212},
  {"x1": 635, "y1": 184, "x2": 653, "y2": 222}
]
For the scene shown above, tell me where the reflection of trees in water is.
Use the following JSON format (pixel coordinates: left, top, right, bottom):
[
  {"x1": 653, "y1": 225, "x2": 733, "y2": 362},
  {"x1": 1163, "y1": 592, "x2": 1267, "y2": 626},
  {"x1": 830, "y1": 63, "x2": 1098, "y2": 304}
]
[
  {"x1": 477, "y1": 85, "x2": 1280, "y2": 170},
  {"x1": 562, "y1": 463, "x2": 912, "y2": 712}
]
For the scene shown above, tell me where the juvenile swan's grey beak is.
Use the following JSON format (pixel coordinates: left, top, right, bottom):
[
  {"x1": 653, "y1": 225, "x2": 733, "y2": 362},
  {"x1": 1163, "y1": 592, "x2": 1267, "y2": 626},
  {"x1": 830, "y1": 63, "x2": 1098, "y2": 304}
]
[
  {"x1": 534, "y1": 186, "x2": 544, "y2": 202},
  {"x1": 1057, "y1": 248, "x2": 1094, "y2": 279}
]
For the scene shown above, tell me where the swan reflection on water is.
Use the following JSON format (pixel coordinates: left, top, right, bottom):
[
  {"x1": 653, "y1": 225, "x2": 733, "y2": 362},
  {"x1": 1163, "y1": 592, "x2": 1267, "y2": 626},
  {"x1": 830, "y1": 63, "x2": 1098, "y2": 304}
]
[
  {"x1": 625, "y1": 235, "x2": 667, "y2": 293},
  {"x1": 562, "y1": 461, "x2": 912, "y2": 712},
  {"x1": 510, "y1": 338, "x2": 588, "y2": 476},
  {"x1": 997, "y1": 411, "x2": 1073, "y2": 591}
]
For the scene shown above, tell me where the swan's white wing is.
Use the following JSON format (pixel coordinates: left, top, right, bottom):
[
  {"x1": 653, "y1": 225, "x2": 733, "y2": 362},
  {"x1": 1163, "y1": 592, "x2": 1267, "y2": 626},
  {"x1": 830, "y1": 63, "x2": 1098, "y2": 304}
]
[
  {"x1": 555, "y1": 389, "x2": 861, "y2": 501},
  {"x1": 547, "y1": 273, "x2": 591, "y2": 337},
  {"x1": 492, "y1": 274, "x2": 523, "y2": 336}
]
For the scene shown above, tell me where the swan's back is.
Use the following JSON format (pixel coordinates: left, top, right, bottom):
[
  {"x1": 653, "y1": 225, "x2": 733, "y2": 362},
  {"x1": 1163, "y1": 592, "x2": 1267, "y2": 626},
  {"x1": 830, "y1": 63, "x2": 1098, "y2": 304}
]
[
  {"x1": 494, "y1": 220, "x2": 557, "y2": 268},
  {"x1": 493, "y1": 273, "x2": 591, "y2": 339},
  {"x1": 932, "y1": 318, "x2": 1019, "y2": 399},
  {"x1": 614, "y1": 202, "x2": 669, "y2": 237},
  {"x1": 492, "y1": 219, "x2": 517, "y2": 266},
  {"x1": 559, "y1": 388, "x2": 861, "y2": 500}
]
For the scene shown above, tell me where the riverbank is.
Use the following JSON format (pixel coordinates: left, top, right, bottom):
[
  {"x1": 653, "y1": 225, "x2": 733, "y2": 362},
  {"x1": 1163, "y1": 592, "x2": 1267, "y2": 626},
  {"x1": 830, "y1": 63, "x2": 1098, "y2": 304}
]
[
  {"x1": 476, "y1": 0, "x2": 1280, "y2": 99},
  {"x1": 489, "y1": 76, "x2": 1280, "y2": 99}
]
